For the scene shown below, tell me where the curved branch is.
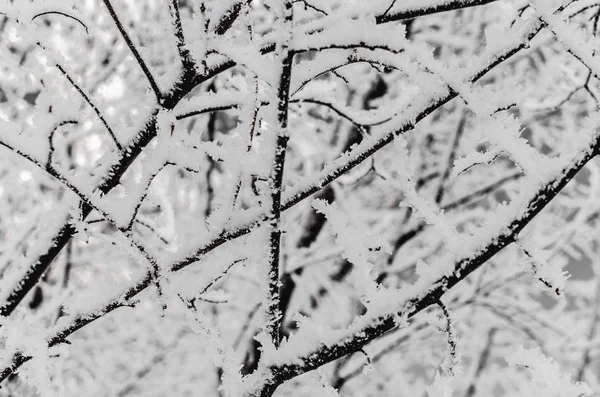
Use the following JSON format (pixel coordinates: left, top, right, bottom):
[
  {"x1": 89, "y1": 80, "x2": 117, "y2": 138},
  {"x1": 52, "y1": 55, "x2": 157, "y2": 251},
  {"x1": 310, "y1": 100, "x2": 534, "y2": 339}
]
[
  {"x1": 168, "y1": 0, "x2": 194, "y2": 68},
  {"x1": 47, "y1": 119, "x2": 78, "y2": 168},
  {"x1": 31, "y1": 11, "x2": 89, "y2": 33}
]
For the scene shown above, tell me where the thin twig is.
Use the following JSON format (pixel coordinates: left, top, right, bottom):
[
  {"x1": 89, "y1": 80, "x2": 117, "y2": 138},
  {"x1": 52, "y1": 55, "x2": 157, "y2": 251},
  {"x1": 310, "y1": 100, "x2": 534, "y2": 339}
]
[
  {"x1": 31, "y1": 11, "x2": 89, "y2": 33},
  {"x1": 576, "y1": 279, "x2": 600, "y2": 381},
  {"x1": 168, "y1": 0, "x2": 194, "y2": 68},
  {"x1": 47, "y1": 119, "x2": 78, "y2": 168},
  {"x1": 438, "y1": 300, "x2": 459, "y2": 376},
  {"x1": 56, "y1": 64, "x2": 121, "y2": 150},
  {"x1": 100, "y1": 0, "x2": 162, "y2": 102}
]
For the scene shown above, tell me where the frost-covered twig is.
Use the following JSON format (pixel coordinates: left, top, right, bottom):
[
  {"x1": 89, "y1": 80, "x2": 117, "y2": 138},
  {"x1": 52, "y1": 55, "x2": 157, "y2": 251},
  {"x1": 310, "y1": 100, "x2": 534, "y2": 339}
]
[
  {"x1": 281, "y1": 22, "x2": 544, "y2": 211},
  {"x1": 0, "y1": 294, "x2": 140, "y2": 383},
  {"x1": 46, "y1": 119, "x2": 78, "y2": 168},
  {"x1": 294, "y1": 0, "x2": 328, "y2": 16},
  {"x1": 55, "y1": 64, "x2": 121, "y2": 150},
  {"x1": 437, "y1": 300, "x2": 460, "y2": 376},
  {"x1": 536, "y1": 4, "x2": 600, "y2": 82},
  {"x1": 0, "y1": 56, "x2": 206, "y2": 318},
  {"x1": 265, "y1": 0, "x2": 294, "y2": 348},
  {"x1": 100, "y1": 0, "x2": 162, "y2": 103},
  {"x1": 0, "y1": 1, "x2": 556, "y2": 386},
  {"x1": 383, "y1": 171, "x2": 522, "y2": 269},
  {"x1": 375, "y1": 0, "x2": 499, "y2": 24},
  {"x1": 213, "y1": 0, "x2": 252, "y2": 36},
  {"x1": 0, "y1": 137, "x2": 120, "y2": 227},
  {"x1": 278, "y1": 186, "x2": 335, "y2": 336},
  {"x1": 168, "y1": 0, "x2": 194, "y2": 69},
  {"x1": 0, "y1": 16, "x2": 534, "y2": 371}
]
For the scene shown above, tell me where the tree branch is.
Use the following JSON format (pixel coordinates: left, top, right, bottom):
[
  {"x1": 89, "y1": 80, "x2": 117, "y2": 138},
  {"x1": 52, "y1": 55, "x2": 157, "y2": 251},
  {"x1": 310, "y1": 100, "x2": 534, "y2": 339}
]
[
  {"x1": 254, "y1": 122, "x2": 600, "y2": 396},
  {"x1": 56, "y1": 64, "x2": 122, "y2": 150},
  {"x1": 31, "y1": 11, "x2": 89, "y2": 33},
  {"x1": 375, "y1": 0, "x2": 500, "y2": 24},
  {"x1": 213, "y1": 0, "x2": 252, "y2": 36},
  {"x1": 265, "y1": 1, "x2": 294, "y2": 348},
  {"x1": 0, "y1": 10, "x2": 545, "y2": 383},
  {"x1": 100, "y1": 0, "x2": 163, "y2": 103},
  {"x1": 168, "y1": 0, "x2": 194, "y2": 69}
]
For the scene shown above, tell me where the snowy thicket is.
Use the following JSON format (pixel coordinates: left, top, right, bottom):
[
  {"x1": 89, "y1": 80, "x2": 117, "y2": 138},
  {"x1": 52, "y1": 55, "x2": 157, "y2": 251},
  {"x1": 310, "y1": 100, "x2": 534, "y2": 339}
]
[{"x1": 0, "y1": 0, "x2": 599, "y2": 396}]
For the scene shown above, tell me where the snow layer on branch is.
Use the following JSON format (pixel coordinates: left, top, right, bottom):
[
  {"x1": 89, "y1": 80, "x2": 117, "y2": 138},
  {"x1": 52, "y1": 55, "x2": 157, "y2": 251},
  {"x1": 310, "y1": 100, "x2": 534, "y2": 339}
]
[
  {"x1": 466, "y1": 114, "x2": 600, "y2": 261},
  {"x1": 401, "y1": 188, "x2": 465, "y2": 257},
  {"x1": 284, "y1": 18, "x2": 542, "y2": 208},
  {"x1": 461, "y1": 113, "x2": 556, "y2": 181},
  {"x1": 391, "y1": 137, "x2": 465, "y2": 256},
  {"x1": 175, "y1": 90, "x2": 247, "y2": 119},
  {"x1": 213, "y1": 37, "x2": 277, "y2": 87},
  {"x1": 293, "y1": 18, "x2": 406, "y2": 52}
]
